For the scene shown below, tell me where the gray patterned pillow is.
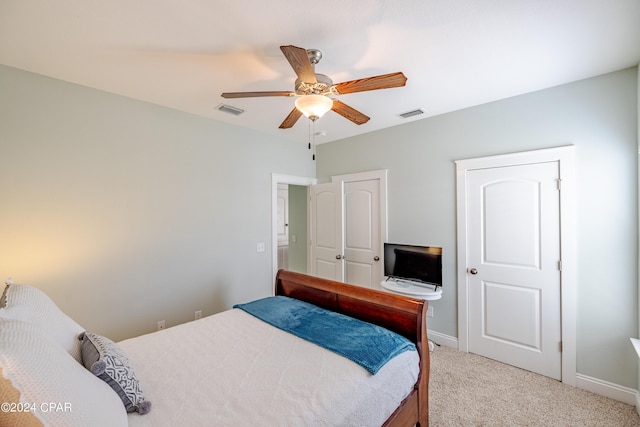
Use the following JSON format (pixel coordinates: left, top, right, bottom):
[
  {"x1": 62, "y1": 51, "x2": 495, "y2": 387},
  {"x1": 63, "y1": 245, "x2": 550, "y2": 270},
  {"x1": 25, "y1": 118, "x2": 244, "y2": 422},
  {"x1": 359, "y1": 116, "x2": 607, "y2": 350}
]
[
  {"x1": 0, "y1": 283, "x2": 9, "y2": 308},
  {"x1": 78, "y1": 331, "x2": 151, "y2": 415}
]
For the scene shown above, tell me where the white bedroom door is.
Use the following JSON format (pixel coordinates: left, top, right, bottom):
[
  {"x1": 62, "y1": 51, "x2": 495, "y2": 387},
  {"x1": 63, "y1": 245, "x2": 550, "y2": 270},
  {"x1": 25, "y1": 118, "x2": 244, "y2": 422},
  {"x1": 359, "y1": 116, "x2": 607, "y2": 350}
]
[
  {"x1": 464, "y1": 160, "x2": 562, "y2": 380},
  {"x1": 309, "y1": 181, "x2": 344, "y2": 281}
]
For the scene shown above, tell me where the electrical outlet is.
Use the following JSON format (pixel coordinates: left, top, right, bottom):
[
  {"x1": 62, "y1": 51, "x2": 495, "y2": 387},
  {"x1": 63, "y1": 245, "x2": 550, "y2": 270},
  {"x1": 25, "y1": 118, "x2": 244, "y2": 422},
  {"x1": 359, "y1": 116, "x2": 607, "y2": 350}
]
[
  {"x1": 427, "y1": 306, "x2": 434, "y2": 318},
  {"x1": 194, "y1": 310, "x2": 202, "y2": 320},
  {"x1": 157, "y1": 320, "x2": 165, "y2": 330}
]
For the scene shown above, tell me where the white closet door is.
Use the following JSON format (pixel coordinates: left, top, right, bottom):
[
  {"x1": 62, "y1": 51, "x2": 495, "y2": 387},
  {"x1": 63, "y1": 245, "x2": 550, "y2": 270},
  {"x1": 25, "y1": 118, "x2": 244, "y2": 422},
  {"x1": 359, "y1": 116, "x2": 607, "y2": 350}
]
[
  {"x1": 309, "y1": 172, "x2": 386, "y2": 288},
  {"x1": 343, "y1": 180, "x2": 382, "y2": 288},
  {"x1": 309, "y1": 182, "x2": 344, "y2": 281}
]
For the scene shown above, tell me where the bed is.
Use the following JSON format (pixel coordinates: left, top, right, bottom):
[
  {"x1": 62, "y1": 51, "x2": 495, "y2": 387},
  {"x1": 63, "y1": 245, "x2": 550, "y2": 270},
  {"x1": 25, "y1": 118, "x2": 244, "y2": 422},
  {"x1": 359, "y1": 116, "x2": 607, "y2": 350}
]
[{"x1": 0, "y1": 269, "x2": 429, "y2": 426}]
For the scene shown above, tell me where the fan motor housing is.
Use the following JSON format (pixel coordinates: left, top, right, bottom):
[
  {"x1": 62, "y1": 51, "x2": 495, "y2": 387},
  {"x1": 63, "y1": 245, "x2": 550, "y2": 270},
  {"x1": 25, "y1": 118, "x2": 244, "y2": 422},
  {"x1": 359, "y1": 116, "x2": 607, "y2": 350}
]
[{"x1": 295, "y1": 73, "x2": 335, "y2": 95}]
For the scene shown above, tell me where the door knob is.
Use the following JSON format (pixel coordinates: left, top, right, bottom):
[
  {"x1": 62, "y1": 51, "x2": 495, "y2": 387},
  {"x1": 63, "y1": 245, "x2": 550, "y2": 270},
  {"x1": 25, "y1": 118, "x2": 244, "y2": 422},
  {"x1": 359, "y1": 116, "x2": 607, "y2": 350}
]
[
  {"x1": 336, "y1": 255, "x2": 342, "y2": 260},
  {"x1": 373, "y1": 256, "x2": 380, "y2": 261},
  {"x1": 469, "y1": 268, "x2": 478, "y2": 275}
]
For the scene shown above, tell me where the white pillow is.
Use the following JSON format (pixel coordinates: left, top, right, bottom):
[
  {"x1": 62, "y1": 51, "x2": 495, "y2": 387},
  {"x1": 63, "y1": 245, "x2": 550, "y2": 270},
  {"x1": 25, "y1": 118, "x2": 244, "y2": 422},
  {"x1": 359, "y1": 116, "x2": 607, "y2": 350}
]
[
  {"x1": 0, "y1": 318, "x2": 127, "y2": 427},
  {"x1": 0, "y1": 283, "x2": 84, "y2": 362}
]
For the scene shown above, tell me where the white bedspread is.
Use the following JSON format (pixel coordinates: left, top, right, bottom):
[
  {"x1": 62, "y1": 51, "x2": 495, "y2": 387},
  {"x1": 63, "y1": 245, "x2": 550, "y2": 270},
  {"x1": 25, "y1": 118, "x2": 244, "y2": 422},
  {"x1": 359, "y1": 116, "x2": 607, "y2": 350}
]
[{"x1": 121, "y1": 308, "x2": 419, "y2": 427}]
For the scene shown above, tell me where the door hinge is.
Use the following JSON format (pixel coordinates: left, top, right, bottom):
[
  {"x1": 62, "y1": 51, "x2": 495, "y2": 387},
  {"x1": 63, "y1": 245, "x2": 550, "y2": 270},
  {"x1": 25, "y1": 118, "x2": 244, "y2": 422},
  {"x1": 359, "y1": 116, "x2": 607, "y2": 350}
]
[
  {"x1": 557, "y1": 179, "x2": 562, "y2": 191},
  {"x1": 558, "y1": 260, "x2": 562, "y2": 271},
  {"x1": 559, "y1": 341, "x2": 563, "y2": 352}
]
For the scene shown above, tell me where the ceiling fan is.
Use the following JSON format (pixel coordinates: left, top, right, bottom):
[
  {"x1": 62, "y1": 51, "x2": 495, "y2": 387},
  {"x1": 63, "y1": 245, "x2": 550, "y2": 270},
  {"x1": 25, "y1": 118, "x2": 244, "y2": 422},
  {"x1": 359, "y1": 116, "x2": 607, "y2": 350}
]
[{"x1": 221, "y1": 45, "x2": 407, "y2": 129}]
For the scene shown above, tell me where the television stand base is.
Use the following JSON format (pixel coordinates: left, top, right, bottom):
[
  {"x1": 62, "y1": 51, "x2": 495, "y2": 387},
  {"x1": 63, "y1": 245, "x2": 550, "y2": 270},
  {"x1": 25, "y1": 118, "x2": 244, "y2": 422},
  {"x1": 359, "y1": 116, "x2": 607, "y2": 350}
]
[{"x1": 380, "y1": 279, "x2": 442, "y2": 300}]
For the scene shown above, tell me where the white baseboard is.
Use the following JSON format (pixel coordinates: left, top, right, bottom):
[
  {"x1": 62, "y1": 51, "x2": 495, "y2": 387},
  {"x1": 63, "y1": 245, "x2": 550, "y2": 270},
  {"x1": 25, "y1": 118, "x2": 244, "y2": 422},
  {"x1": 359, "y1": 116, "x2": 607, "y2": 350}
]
[
  {"x1": 575, "y1": 374, "x2": 637, "y2": 406},
  {"x1": 427, "y1": 329, "x2": 638, "y2": 406},
  {"x1": 427, "y1": 329, "x2": 458, "y2": 349}
]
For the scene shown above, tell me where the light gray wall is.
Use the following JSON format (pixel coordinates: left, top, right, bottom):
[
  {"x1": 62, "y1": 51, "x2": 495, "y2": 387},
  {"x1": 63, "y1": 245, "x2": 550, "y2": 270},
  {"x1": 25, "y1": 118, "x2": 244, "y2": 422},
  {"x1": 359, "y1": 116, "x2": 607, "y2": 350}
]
[
  {"x1": 317, "y1": 68, "x2": 639, "y2": 388},
  {"x1": 0, "y1": 65, "x2": 314, "y2": 341}
]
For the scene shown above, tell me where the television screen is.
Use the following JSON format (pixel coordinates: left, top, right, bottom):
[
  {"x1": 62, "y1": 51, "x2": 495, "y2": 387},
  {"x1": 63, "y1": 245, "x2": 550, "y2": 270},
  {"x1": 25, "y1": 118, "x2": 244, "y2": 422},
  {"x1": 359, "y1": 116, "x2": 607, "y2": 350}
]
[{"x1": 384, "y1": 243, "x2": 442, "y2": 288}]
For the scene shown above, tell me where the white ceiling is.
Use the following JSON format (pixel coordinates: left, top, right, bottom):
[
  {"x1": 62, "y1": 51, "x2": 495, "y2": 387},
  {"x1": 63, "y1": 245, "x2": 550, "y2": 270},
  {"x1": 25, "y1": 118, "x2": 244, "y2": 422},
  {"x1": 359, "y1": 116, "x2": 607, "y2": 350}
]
[{"x1": 1, "y1": 0, "x2": 639, "y2": 143}]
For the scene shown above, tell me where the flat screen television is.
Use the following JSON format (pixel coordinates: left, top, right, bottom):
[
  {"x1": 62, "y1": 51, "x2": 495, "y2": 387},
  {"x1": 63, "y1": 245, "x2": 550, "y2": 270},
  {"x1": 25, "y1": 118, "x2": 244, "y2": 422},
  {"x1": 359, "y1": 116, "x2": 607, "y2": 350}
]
[{"x1": 383, "y1": 243, "x2": 442, "y2": 289}]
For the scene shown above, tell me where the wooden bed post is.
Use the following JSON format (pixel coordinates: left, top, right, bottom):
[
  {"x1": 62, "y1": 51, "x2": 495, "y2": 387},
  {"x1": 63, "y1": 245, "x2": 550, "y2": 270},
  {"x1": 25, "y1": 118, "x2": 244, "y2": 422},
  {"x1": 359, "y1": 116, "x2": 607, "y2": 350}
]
[{"x1": 416, "y1": 300, "x2": 429, "y2": 427}]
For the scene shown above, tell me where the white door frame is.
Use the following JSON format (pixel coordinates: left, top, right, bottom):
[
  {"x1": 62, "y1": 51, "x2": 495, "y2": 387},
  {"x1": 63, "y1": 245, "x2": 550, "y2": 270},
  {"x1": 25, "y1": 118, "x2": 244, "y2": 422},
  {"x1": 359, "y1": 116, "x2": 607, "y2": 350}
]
[
  {"x1": 455, "y1": 146, "x2": 576, "y2": 386},
  {"x1": 271, "y1": 174, "x2": 317, "y2": 283}
]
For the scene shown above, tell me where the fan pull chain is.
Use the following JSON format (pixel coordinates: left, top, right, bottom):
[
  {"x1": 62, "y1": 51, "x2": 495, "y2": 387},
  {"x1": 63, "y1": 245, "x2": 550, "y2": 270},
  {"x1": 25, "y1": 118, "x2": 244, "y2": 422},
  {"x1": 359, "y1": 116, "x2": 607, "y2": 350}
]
[
  {"x1": 306, "y1": 119, "x2": 316, "y2": 160},
  {"x1": 312, "y1": 120, "x2": 316, "y2": 161}
]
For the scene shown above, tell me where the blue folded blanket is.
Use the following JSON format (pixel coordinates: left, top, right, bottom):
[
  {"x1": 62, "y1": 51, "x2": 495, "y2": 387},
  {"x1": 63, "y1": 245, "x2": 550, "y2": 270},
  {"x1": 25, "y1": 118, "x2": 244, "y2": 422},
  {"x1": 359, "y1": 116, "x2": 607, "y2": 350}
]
[{"x1": 234, "y1": 296, "x2": 415, "y2": 375}]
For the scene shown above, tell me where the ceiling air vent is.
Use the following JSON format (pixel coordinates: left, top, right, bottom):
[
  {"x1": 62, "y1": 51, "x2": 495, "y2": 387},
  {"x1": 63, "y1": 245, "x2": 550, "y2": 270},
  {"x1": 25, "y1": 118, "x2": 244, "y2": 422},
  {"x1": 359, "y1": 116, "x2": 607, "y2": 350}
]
[
  {"x1": 217, "y1": 104, "x2": 245, "y2": 116},
  {"x1": 399, "y1": 108, "x2": 424, "y2": 119}
]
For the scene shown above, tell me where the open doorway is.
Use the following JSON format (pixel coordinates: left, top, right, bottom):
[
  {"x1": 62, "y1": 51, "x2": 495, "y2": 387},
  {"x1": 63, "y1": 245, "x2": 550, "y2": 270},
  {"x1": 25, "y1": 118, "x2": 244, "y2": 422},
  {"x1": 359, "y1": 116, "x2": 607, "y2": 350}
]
[
  {"x1": 276, "y1": 183, "x2": 308, "y2": 273},
  {"x1": 271, "y1": 174, "x2": 317, "y2": 282}
]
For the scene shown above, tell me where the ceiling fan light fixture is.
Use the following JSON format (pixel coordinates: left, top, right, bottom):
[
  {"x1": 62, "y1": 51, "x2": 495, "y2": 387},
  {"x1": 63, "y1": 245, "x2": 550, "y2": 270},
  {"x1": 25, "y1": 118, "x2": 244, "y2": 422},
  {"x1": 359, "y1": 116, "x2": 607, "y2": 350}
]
[{"x1": 295, "y1": 95, "x2": 333, "y2": 121}]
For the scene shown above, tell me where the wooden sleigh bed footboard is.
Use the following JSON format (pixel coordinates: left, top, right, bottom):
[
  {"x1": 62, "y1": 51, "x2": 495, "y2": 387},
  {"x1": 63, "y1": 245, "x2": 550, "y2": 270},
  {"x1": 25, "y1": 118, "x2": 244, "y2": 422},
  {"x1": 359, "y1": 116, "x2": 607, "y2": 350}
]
[{"x1": 274, "y1": 269, "x2": 430, "y2": 427}]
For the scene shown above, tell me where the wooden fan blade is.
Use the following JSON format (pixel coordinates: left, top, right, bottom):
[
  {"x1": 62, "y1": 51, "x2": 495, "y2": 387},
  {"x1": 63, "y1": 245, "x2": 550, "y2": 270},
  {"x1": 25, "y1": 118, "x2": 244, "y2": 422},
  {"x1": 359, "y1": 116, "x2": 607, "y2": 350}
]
[
  {"x1": 331, "y1": 100, "x2": 370, "y2": 125},
  {"x1": 334, "y1": 72, "x2": 407, "y2": 94},
  {"x1": 279, "y1": 108, "x2": 303, "y2": 129},
  {"x1": 280, "y1": 45, "x2": 317, "y2": 84},
  {"x1": 221, "y1": 91, "x2": 295, "y2": 98}
]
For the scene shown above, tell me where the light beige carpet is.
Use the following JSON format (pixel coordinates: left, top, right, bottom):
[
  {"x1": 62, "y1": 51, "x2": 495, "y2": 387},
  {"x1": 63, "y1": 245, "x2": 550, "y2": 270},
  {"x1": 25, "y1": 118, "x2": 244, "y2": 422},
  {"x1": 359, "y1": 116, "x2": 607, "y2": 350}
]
[{"x1": 428, "y1": 345, "x2": 640, "y2": 426}]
